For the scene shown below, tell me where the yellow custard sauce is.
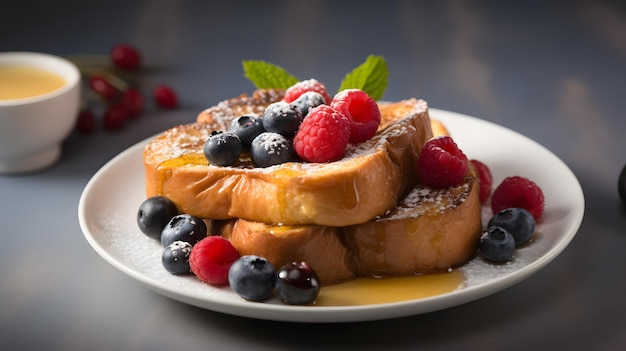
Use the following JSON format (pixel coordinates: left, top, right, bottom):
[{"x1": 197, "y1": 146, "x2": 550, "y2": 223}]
[
  {"x1": 315, "y1": 270, "x2": 464, "y2": 306},
  {"x1": 0, "y1": 66, "x2": 66, "y2": 100}
]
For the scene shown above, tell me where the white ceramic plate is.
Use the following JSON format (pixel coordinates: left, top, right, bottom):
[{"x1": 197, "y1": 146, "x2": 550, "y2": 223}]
[{"x1": 78, "y1": 109, "x2": 584, "y2": 323}]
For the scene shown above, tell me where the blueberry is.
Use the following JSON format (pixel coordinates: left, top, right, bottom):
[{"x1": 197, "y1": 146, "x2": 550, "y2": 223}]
[
  {"x1": 275, "y1": 261, "x2": 320, "y2": 305},
  {"x1": 203, "y1": 131, "x2": 242, "y2": 166},
  {"x1": 488, "y1": 208, "x2": 536, "y2": 246},
  {"x1": 162, "y1": 241, "x2": 193, "y2": 274},
  {"x1": 262, "y1": 101, "x2": 304, "y2": 137},
  {"x1": 228, "y1": 255, "x2": 276, "y2": 301},
  {"x1": 479, "y1": 226, "x2": 516, "y2": 263},
  {"x1": 290, "y1": 91, "x2": 326, "y2": 117},
  {"x1": 137, "y1": 196, "x2": 179, "y2": 240},
  {"x1": 160, "y1": 214, "x2": 207, "y2": 247},
  {"x1": 617, "y1": 165, "x2": 626, "y2": 204},
  {"x1": 250, "y1": 132, "x2": 297, "y2": 167},
  {"x1": 227, "y1": 114, "x2": 265, "y2": 148}
]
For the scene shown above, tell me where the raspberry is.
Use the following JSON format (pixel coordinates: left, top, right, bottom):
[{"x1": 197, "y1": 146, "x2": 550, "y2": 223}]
[
  {"x1": 283, "y1": 79, "x2": 332, "y2": 105},
  {"x1": 189, "y1": 236, "x2": 240, "y2": 286},
  {"x1": 470, "y1": 159, "x2": 492, "y2": 203},
  {"x1": 417, "y1": 136, "x2": 469, "y2": 189},
  {"x1": 330, "y1": 89, "x2": 381, "y2": 143},
  {"x1": 293, "y1": 105, "x2": 351, "y2": 163},
  {"x1": 491, "y1": 176, "x2": 545, "y2": 222}
]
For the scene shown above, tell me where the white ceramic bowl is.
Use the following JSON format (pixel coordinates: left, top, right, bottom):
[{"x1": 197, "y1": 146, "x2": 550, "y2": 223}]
[{"x1": 0, "y1": 52, "x2": 81, "y2": 174}]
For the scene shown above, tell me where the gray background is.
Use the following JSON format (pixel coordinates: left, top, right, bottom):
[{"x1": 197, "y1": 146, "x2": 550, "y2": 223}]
[{"x1": 1, "y1": 0, "x2": 625, "y2": 350}]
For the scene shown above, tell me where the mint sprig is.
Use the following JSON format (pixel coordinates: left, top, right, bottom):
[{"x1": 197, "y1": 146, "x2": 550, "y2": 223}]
[
  {"x1": 338, "y1": 55, "x2": 388, "y2": 101},
  {"x1": 242, "y1": 60, "x2": 299, "y2": 89},
  {"x1": 242, "y1": 55, "x2": 388, "y2": 100}
]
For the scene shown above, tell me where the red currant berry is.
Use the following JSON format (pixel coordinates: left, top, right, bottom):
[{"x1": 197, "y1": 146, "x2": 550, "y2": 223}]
[
  {"x1": 103, "y1": 104, "x2": 128, "y2": 131},
  {"x1": 121, "y1": 88, "x2": 145, "y2": 118},
  {"x1": 153, "y1": 85, "x2": 178, "y2": 109},
  {"x1": 76, "y1": 109, "x2": 96, "y2": 134},
  {"x1": 89, "y1": 75, "x2": 118, "y2": 101},
  {"x1": 110, "y1": 44, "x2": 141, "y2": 70}
]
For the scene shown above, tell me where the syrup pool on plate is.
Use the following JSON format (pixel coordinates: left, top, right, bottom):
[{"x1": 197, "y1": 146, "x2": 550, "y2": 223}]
[
  {"x1": 315, "y1": 270, "x2": 464, "y2": 306},
  {"x1": 0, "y1": 65, "x2": 66, "y2": 100}
]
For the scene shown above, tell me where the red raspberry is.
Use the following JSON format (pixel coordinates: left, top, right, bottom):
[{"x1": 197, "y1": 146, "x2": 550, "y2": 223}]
[
  {"x1": 283, "y1": 79, "x2": 332, "y2": 105},
  {"x1": 330, "y1": 89, "x2": 381, "y2": 143},
  {"x1": 189, "y1": 236, "x2": 240, "y2": 286},
  {"x1": 293, "y1": 105, "x2": 351, "y2": 163},
  {"x1": 491, "y1": 176, "x2": 545, "y2": 222},
  {"x1": 470, "y1": 159, "x2": 492, "y2": 203},
  {"x1": 417, "y1": 136, "x2": 469, "y2": 189}
]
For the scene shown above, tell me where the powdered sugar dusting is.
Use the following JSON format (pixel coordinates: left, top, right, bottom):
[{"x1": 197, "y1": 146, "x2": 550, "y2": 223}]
[
  {"x1": 380, "y1": 182, "x2": 471, "y2": 221},
  {"x1": 94, "y1": 208, "x2": 232, "y2": 298}
]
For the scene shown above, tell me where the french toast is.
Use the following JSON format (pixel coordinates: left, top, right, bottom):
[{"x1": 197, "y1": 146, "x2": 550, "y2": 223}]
[
  {"x1": 143, "y1": 91, "x2": 434, "y2": 226},
  {"x1": 143, "y1": 88, "x2": 482, "y2": 285},
  {"x1": 224, "y1": 168, "x2": 481, "y2": 284}
]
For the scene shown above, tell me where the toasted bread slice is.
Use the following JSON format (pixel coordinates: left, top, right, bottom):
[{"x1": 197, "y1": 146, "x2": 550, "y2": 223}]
[
  {"x1": 343, "y1": 169, "x2": 481, "y2": 278},
  {"x1": 225, "y1": 220, "x2": 354, "y2": 284},
  {"x1": 143, "y1": 93, "x2": 433, "y2": 226},
  {"x1": 225, "y1": 169, "x2": 481, "y2": 285}
]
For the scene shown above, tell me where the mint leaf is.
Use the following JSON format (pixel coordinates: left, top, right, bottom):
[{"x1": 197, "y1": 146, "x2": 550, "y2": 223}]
[
  {"x1": 338, "y1": 55, "x2": 388, "y2": 101},
  {"x1": 242, "y1": 60, "x2": 299, "y2": 89}
]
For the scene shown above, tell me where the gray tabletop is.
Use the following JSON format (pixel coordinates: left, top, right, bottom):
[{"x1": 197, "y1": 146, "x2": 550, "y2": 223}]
[{"x1": 1, "y1": 1, "x2": 625, "y2": 350}]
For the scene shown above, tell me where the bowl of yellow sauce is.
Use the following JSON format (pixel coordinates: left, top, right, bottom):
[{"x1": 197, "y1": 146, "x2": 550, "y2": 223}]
[{"x1": 0, "y1": 52, "x2": 81, "y2": 173}]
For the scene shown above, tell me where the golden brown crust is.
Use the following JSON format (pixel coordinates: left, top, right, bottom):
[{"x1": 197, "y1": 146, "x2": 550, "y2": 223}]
[
  {"x1": 225, "y1": 171, "x2": 481, "y2": 285},
  {"x1": 224, "y1": 220, "x2": 356, "y2": 284},
  {"x1": 143, "y1": 94, "x2": 433, "y2": 226},
  {"x1": 343, "y1": 170, "x2": 482, "y2": 278}
]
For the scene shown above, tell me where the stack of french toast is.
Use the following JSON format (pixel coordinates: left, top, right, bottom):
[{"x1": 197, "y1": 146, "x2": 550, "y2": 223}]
[{"x1": 142, "y1": 89, "x2": 482, "y2": 284}]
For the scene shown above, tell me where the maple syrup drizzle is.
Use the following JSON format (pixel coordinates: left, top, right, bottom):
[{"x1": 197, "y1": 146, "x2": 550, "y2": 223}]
[{"x1": 315, "y1": 270, "x2": 464, "y2": 306}]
